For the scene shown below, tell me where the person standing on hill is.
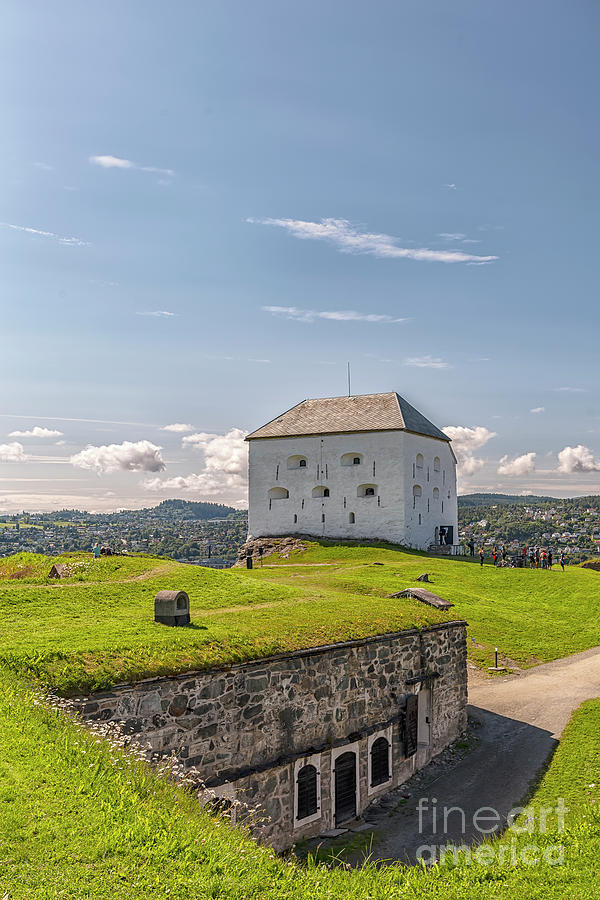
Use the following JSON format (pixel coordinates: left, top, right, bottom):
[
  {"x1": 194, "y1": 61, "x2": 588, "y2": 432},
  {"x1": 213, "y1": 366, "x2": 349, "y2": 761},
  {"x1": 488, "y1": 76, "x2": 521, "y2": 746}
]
[
  {"x1": 548, "y1": 550, "x2": 553, "y2": 569},
  {"x1": 529, "y1": 548, "x2": 535, "y2": 568},
  {"x1": 535, "y1": 548, "x2": 540, "y2": 568},
  {"x1": 492, "y1": 545, "x2": 498, "y2": 565},
  {"x1": 560, "y1": 551, "x2": 566, "y2": 572},
  {"x1": 541, "y1": 550, "x2": 547, "y2": 569},
  {"x1": 501, "y1": 546, "x2": 507, "y2": 562},
  {"x1": 479, "y1": 547, "x2": 485, "y2": 567},
  {"x1": 468, "y1": 539, "x2": 475, "y2": 556}
]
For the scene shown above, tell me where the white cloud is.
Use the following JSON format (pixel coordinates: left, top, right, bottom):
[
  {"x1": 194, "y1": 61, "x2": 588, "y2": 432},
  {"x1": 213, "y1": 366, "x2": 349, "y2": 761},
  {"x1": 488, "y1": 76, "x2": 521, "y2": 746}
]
[
  {"x1": 556, "y1": 445, "x2": 600, "y2": 474},
  {"x1": 553, "y1": 387, "x2": 588, "y2": 393},
  {"x1": 9, "y1": 426, "x2": 63, "y2": 439},
  {"x1": 146, "y1": 427, "x2": 248, "y2": 503},
  {"x1": 248, "y1": 217, "x2": 498, "y2": 264},
  {"x1": 438, "y1": 233, "x2": 466, "y2": 241},
  {"x1": 404, "y1": 355, "x2": 450, "y2": 369},
  {"x1": 70, "y1": 440, "x2": 166, "y2": 475},
  {"x1": 161, "y1": 423, "x2": 195, "y2": 433},
  {"x1": 443, "y1": 184, "x2": 457, "y2": 190},
  {"x1": 497, "y1": 452, "x2": 537, "y2": 476},
  {"x1": 443, "y1": 425, "x2": 496, "y2": 478},
  {"x1": 262, "y1": 305, "x2": 408, "y2": 324},
  {"x1": 136, "y1": 310, "x2": 176, "y2": 318},
  {"x1": 89, "y1": 155, "x2": 174, "y2": 178},
  {"x1": 0, "y1": 442, "x2": 25, "y2": 462},
  {"x1": 182, "y1": 428, "x2": 248, "y2": 475},
  {"x1": 2, "y1": 222, "x2": 89, "y2": 246},
  {"x1": 530, "y1": 407, "x2": 545, "y2": 414}
]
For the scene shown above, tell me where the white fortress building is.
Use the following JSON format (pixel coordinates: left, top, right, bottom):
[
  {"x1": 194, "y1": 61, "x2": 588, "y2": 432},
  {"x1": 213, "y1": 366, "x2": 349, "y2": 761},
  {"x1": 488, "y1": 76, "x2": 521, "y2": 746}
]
[{"x1": 246, "y1": 392, "x2": 458, "y2": 551}]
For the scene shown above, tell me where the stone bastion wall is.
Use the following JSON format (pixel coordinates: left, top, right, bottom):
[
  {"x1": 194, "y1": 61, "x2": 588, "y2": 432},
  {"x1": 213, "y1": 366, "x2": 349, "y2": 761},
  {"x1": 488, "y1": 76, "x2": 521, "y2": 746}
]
[{"x1": 73, "y1": 621, "x2": 467, "y2": 850}]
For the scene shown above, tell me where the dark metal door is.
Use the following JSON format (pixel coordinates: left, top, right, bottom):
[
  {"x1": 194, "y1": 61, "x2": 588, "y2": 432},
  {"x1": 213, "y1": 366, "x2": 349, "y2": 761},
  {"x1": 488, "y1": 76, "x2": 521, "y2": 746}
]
[
  {"x1": 405, "y1": 693, "x2": 419, "y2": 757},
  {"x1": 334, "y1": 752, "x2": 357, "y2": 824}
]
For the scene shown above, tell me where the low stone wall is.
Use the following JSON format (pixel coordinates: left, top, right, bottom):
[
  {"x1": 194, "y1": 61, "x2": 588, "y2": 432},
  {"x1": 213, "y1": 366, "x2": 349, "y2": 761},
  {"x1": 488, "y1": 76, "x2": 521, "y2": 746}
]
[{"x1": 74, "y1": 621, "x2": 467, "y2": 850}]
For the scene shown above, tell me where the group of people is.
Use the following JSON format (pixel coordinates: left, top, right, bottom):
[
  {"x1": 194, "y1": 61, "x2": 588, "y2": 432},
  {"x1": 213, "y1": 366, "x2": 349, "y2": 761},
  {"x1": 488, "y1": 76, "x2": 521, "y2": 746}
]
[{"x1": 466, "y1": 539, "x2": 567, "y2": 571}]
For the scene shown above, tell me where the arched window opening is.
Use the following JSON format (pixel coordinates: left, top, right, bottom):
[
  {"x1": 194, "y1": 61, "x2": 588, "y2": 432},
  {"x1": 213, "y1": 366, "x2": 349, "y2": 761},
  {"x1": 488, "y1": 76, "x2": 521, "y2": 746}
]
[
  {"x1": 416, "y1": 453, "x2": 424, "y2": 469},
  {"x1": 312, "y1": 485, "x2": 330, "y2": 499},
  {"x1": 349, "y1": 512, "x2": 355, "y2": 524},
  {"x1": 370, "y1": 737, "x2": 390, "y2": 787},
  {"x1": 268, "y1": 487, "x2": 289, "y2": 500},
  {"x1": 412, "y1": 484, "x2": 422, "y2": 508},
  {"x1": 433, "y1": 457, "x2": 441, "y2": 472},
  {"x1": 287, "y1": 455, "x2": 308, "y2": 470},
  {"x1": 433, "y1": 487, "x2": 440, "y2": 500},
  {"x1": 341, "y1": 452, "x2": 363, "y2": 467},
  {"x1": 296, "y1": 765, "x2": 318, "y2": 820},
  {"x1": 357, "y1": 484, "x2": 378, "y2": 498},
  {"x1": 293, "y1": 514, "x2": 298, "y2": 524}
]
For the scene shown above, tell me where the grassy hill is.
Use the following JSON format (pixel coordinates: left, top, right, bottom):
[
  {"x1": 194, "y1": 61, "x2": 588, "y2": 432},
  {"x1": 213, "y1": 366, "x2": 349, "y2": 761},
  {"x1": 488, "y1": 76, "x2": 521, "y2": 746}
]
[
  {"x1": 1, "y1": 543, "x2": 599, "y2": 695},
  {"x1": 1, "y1": 664, "x2": 599, "y2": 898}
]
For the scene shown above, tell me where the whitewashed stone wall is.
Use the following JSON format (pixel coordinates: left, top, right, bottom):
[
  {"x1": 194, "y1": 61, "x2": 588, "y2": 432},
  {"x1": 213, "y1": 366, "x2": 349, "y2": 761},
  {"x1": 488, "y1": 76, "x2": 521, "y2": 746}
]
[
  {"x1": 74, "y1": 621, "x2": 467, "y2": 851},
  {"x1": 247, "y1": 430, "x2": 457, "y2": 550}
]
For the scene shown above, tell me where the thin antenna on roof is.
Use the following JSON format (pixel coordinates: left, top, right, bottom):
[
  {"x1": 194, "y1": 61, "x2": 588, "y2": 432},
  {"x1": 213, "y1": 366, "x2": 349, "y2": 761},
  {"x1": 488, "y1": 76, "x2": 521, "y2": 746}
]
[{"x1": 347, "y1": 362, "x2": 351, "y2": 397}]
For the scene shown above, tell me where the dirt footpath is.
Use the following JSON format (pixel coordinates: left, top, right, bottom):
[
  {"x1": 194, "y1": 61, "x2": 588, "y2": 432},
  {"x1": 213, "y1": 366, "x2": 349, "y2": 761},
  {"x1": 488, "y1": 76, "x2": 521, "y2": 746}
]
[{"x1": 355, "y1": 646, "x2": 600, "y2": 864}]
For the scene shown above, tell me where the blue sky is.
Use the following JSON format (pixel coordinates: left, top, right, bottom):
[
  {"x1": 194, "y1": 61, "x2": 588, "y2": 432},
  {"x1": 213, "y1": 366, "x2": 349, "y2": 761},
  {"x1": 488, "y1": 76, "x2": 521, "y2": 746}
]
[{"x1": 2, "y1": 0, "x2": 599, "y2": 511}]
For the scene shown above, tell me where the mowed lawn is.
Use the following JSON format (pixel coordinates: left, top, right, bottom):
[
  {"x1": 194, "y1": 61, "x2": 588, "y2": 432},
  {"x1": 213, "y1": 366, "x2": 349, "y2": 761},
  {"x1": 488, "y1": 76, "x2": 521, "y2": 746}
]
[
  {"x1": 0, "y1": 551, "x2": 449, "y2": 695},
  {"x1": 1, "y1": 542, "x2": 599, "y2": 694},
  {"x1": 247, "y1": 541, "x2": 600, "y2": 670},
  {"x1": 1, "y1": 665, "x2": 599, "y2": 899}
]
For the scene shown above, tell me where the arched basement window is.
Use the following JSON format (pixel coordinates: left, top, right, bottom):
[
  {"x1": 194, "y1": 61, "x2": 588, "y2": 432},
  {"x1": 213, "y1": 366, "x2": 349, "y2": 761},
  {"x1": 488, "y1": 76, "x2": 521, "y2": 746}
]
[
  {"x1": 296, "y1": 764, "x2": 318, "y2": 820},
  {"x1": 416, "y1": 453, "x2": 424, "y2": 469},
  {"x1": 349, "y1": 512, "x2": 355, "y2": 524},
  {"x1": 312, "y1": 485, "x2": 330, "y2": 498},
  {"x1": 370, "y1": 737, "x2": 390, "y2": 787}
]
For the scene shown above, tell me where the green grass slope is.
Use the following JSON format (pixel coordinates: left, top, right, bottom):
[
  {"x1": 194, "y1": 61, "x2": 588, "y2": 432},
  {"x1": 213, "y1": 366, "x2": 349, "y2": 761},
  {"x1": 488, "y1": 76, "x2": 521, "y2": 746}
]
[
  {"x1": 0, "y1": 551, "x2": 449, "y2": 695},
  {"x1": 248, "y1": 540, "x2": 600, "y2": 670},
  {"x1": 1, "y1": 667, "x2": 599, "y2": 899}
]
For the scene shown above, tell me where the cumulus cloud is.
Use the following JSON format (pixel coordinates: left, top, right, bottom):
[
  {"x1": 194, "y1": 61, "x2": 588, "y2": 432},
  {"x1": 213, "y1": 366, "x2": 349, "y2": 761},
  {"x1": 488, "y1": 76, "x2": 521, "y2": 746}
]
[
  {"x1": 182, "y1": 428, "x2": 248, "y2": 475},
  {"x1": 556, "y1": 445, "x2": 600, "y2": 473},
  {"x1": 9, "y1": 426, "x2": 63, "y2": 438},
  {"x1": 89, "y1": 155, "x2": 174, "y2": 178},
  {"x1": 248, "y1": 217, "x2": 498, "y2": 264},
  {"x1": 146, "y1": 428, "x2": 248, "y2": 502},
  {"x1": 70, "y1": 440, "x2": 166, "y2": 475},
  {"x1": 404, "y1": 355, "x2": 450, "y2": 369},
  {"x1": 2, "y1": 222, "x2": 89, "y2": 246},
  {"x1": 443, "y1": 425, "x2": 496, "y2": 477},
  {"x1": 262, "y1": 306, "x2": 408, "y2": 324},
  {"x1": 161, "y1": 423, "x2": 194, "y2": 433},
  {"x1": 530, "y1": 407, "x2": 545, "y2": 414},
  {"x1": 0, "y1": 442, "x2": 25, "y2": 462},
  {"x1": 497, "y1": 452, "x2": 536, "y2": 476}
]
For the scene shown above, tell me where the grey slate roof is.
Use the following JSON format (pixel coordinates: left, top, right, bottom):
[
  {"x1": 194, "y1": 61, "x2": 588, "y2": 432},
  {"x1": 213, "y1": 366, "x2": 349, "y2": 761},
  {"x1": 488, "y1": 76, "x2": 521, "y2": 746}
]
[{"x1": 246, "y1": 392, "x2": 450, "y2": 442}]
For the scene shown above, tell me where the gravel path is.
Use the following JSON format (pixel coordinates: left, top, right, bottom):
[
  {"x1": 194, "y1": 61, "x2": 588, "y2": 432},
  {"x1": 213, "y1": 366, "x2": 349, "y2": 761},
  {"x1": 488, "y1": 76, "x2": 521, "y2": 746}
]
[{"x1": 354, "y1": 646, "x2": 600, "y2": 864}]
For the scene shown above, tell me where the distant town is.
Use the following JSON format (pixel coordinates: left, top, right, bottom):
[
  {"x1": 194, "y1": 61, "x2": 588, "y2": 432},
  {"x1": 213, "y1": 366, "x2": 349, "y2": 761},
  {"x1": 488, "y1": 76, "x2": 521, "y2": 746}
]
[{"x1": 1, "y1": 494, "x2": 598, "y2": 566}]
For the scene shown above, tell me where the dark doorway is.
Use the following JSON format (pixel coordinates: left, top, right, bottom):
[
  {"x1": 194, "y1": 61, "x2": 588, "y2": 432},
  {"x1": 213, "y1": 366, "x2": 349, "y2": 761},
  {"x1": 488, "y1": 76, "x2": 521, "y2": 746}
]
[
  {"x1": 334, "y1": 752, "x2": 357, "y2": 824},
  {"x1": 405, "y1": 693, "x2": 419, "y2": 757},
  {"x1": 439, "y1": 525, "x2": 454, "y2": 545}
]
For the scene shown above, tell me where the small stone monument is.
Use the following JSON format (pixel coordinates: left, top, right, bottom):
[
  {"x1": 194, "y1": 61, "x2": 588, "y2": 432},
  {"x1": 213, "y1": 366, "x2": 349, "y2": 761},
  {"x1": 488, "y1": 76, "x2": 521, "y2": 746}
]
[{"x1": 154, "y1": 590, "x2": 190, "y2": 626}]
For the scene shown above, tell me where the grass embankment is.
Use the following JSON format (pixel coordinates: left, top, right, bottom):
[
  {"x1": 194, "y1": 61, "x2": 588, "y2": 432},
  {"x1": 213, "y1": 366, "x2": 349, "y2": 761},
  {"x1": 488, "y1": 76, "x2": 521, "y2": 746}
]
[
  {"x1": 2, "y1": 543, "x2": 599, "y2": 694},
  {"x1": 1, "y1": 667, "x2": 599, "y2": 899},
  {"x1": 0, "y1": 551, "x2": 449, "y2": 695},
  {"x1": 248, "y1": 541, "x2": 600, "y2": 670}
]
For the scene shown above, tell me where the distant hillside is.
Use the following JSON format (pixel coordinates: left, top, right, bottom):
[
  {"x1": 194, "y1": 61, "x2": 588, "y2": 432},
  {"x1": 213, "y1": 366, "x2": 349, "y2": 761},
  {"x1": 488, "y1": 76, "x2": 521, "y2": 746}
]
[
  {"x1": 148, "y1": 499, "x2": 239, "y2": 520},
  {"x1": 458, "y1": 493, "x2": 557, "y2": 507}
]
